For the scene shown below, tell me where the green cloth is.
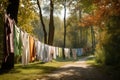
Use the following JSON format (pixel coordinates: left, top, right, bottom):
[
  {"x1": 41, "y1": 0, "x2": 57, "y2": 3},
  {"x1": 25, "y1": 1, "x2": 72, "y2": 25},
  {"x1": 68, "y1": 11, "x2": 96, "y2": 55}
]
[
  {"x1": 14, "y1": 25, "x2": 22, "y2": 56},
  {"x1": 58, "y1": 48, "x2": 62, "y2": 57}
]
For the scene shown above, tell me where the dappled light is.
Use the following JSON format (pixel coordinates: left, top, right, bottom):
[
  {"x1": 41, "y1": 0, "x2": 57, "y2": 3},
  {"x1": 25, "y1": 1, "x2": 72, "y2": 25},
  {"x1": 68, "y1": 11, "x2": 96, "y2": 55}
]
[{"x1": 0, "y1": 0, "x2": 120, "y2": 80}]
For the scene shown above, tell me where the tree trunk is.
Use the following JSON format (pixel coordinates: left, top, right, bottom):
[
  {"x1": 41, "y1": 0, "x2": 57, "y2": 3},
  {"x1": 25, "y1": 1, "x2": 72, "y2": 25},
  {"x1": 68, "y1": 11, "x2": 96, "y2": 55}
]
[
  {"x1": 63, "y1": 0, "x2": 66, "y2": 59},
  {"x1": 91, "y1": 26, "x2": 95, "y2": 52},
  {"x1": 85, "y1": 28, "x2": 88, "y2": 46},
  {"x1": 1, "y1": 0, "x2": 19, "y2": 70},
  {"x1": 6, "y1": 0, "x2": 19, "y2": 23},
  {"x1": 80, "y1": 27, "x2": 82, "y2": 47},
  {"x1": 48, "y1": 0, "x2": 55, "y2": 45},
  {"x1": 79, "y1": 9, "x2": 82, "y2": 48},
  {"x1": 37, "y1": 0, "x2": 47, "y2": 44}
]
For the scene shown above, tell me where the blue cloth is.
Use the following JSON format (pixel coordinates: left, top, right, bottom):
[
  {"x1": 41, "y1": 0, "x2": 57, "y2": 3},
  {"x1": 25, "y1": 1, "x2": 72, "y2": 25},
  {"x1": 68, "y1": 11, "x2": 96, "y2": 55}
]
[{"x1": 77, "y1": 48, "x2": 83, "y2": 56}]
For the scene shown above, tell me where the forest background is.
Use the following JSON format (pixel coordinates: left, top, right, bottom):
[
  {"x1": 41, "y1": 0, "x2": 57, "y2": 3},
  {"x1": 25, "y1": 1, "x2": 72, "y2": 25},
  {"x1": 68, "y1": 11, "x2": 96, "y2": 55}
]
[{"x1": 0, "y1": 0, "x2": 120, "y2": 66}]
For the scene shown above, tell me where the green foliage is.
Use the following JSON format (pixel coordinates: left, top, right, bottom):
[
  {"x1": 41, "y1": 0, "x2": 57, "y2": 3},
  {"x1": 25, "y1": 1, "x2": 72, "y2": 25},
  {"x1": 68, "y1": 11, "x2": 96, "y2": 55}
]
[
  {"x1": 53, "y1": 16, "x2": 64, "y2": 47},
  {"x1": 80, "y1": 0, "x2": 95, "y2": 13},
  {"x1": 32, "y1": 16, "x2": 49, "y2": 42},
  {"x1": 95, "y1": 16, "x2": 120, "y2": 65},
  {"x1": 18, "y1": 0, "x2": 38, "y2": 33},
  {"x1": 66, "y1": 13, "x2": 92, "y2": 48},
  {"x1": 33, "y1": 15, "x2": 64, "y2": 46}
]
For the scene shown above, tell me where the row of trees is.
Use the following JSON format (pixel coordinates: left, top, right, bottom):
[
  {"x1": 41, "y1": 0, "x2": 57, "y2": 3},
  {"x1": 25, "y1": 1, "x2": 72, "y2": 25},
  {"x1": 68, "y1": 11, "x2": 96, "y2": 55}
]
[
  {"x1": 17, "y1": 0, "x2": 95, "y2": 49},
  {"x1": 0, "y1": 0, "x2": 96, "y2": 70}
]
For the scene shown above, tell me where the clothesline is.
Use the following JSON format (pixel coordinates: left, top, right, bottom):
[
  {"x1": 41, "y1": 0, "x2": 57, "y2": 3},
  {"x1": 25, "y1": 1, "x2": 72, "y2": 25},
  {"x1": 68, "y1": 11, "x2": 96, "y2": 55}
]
[
  {"x1": 15, "y1": 24, "x2": 92, "y2": 65},
  {"x1": 4, "y1": 14, "x2": 91, "y2": 66},
  {"x1": 14, "y1": 24, "x2": 84, "y2": 65}
]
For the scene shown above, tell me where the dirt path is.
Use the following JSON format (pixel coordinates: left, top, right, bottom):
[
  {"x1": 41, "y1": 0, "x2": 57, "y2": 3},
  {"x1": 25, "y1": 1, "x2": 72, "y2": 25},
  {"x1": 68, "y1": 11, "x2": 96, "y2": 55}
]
[{"x1": 36, "y1": 56, "x2": 109, "y2": 80}]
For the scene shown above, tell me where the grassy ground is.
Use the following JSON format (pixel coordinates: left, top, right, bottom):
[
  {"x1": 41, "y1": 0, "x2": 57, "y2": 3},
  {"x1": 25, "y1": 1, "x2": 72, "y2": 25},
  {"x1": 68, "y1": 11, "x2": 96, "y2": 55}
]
[
  {"x1": 1, "y1": 55, "x2": 120, "y2": 80},
  {"x1": 86, "y1": 55, "x2": 120, "y2": 80},
  {"x1": 0, "y1": 60, "x2": 74, "y2": 80}
]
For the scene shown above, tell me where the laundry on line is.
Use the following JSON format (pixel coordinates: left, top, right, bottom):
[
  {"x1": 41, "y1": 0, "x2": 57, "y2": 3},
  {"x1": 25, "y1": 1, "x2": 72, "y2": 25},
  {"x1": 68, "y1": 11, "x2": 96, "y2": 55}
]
[{"x1": 3, "y1": 14, "x2": 91, "y2": 66}]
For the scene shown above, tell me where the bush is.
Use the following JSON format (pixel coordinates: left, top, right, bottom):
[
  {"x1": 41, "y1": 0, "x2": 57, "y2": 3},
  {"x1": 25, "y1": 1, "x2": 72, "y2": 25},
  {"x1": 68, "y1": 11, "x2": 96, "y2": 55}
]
[{"x1": 95, "y1": 16, "x2": 120, "y2": 65}]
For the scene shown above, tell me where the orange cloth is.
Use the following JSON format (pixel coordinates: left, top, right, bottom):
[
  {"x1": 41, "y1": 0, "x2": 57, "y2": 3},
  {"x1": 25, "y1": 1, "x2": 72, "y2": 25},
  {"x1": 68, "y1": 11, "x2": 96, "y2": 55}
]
[{"x1": 29, "y1": 36, "x2": 35, "y2": 62}]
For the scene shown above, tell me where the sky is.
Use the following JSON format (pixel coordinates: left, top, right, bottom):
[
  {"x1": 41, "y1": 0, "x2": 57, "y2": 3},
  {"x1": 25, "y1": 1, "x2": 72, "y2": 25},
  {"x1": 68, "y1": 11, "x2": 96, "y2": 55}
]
[{"x1": 59, "y1": 8, "x2": 70, "y2": 20}]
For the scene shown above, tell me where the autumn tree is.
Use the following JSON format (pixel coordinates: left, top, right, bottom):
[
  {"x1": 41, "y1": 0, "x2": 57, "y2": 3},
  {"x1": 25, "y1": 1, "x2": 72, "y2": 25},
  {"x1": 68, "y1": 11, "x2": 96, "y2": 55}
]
[
  {"x1": 80, "y1": 0, "x2": 120, "y2": 65},
  {"x1": 93, "y1": 0, "x2": 120, "y2": 65}
]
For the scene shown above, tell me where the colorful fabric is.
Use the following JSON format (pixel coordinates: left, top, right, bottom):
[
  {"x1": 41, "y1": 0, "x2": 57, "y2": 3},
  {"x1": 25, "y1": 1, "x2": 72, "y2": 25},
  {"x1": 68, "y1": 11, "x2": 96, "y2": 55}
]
[
  {"x1": 72, "y1": 49, "x2": 77, "y2": 59},
  {"x1": 40, "y1": 43, "x2": 44, "y2": 61},
  {"x1": 55, "y1": 47, "x2": 59, "y2": 57},
  {"x1": 2, "y1": 14, "x2": 14, "y2": 69},
  {"x1": 21, "y1": 32, "x2": 30, "y2": 65},
  {"x1": 14, "y1": 25, "x2": 22, "y2": 56},
  {"x1": 64, "y1": 48, "x2": 70, "y2": 59},
  {"x1": 48, "y1": 46, "x2": 56, "y2": 61},
  {"x1": 77, "y1": 48, "x2": 83, "y2": 56},
  {"x1": 29, "y1": 36, "x2": 35, "y2": 62},
  {"x1": 8, "y1": 17, "x2": 14, "y2": 53},
  {"x1": 58, "y1": 48, "x2": 62, "y2": 57},
  {"x1": 42, "y1": 44, "x2": 49, "y2": 62},
  {"x1": 35, "y1": 40, "x2": 41, "y2": 60}
]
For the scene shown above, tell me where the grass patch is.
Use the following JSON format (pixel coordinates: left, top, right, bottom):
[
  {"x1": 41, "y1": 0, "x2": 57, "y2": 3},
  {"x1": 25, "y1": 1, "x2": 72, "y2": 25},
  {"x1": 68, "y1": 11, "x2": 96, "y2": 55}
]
[
  {"x1": 0, "y1": 60, "x2": 73, "y2": 80},
  {"x1": 86, "y1": 55, "x2": 98, "y2": 65}
]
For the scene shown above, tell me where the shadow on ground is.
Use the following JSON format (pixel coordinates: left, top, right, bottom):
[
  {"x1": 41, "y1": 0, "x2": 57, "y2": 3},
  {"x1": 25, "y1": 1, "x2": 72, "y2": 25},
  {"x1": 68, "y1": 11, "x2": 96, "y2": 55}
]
[
  {"x1": 38, "y1": 64, "x2": 120, "y2": 80},
  {"x1": 0, "y1": 62, "x2": 58, "y2": 75}
]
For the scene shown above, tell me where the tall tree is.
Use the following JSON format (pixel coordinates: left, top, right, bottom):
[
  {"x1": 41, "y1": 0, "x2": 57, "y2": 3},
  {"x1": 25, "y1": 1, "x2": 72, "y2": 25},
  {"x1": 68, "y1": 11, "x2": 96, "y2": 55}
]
[
  {"x1": 7, "y1": 0, "x2": 19, "y2": 23},
  {"x1": 1, "y1": 0, "x2": 20, "y2": 70},
  {"x1": 91, "y1": 26, "x2": 95, "y2": 52},
  {"x1": 0, "y1": 0, "x2": 7, "y2": 68},
  {"x1": 48, "y1": 0, "x2": 55, "y2": 45},
  {"x1": 37, "y1": 0, "x2": 47, "y2": 44},
  {"x1": 62, "y1": 0, "x2": 66, "y2": 59}
]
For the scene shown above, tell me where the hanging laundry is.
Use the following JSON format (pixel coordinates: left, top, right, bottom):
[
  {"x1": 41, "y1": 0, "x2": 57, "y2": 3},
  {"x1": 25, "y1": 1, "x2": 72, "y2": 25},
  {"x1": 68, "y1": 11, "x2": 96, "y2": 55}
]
[
  {"x1": 19, "y1": 29, "x2": 23, "y2": 57},
  {"x1": 14, "y1": 25, "x2": 23, "y2": 63},
  {"x1": 7, "y1": 16, "x2": 14, "y2": 54},
  {"x1": 83, "y1": 48, "x2": 87, "y2": 56},
  {"x1": 40, "y1": 43, "x2": 45, "y2": 61},
  {"x1": 77, "y1": 48, "x2": 83, "y2": 57},
  {"x1": 2, "y1": 14, "x2": 15, "y2": 69},
  {"x1": 64, "y1": 48, "x2": 70, "y2": 59},
  {"x1": 55, "y1": 47, "x2": 59, "y2": 57},
  {"x1": 70, "y1": 48, "x2": 73, "y2": 58},
  {"x1": 48, "y1": 46, "x2": 56, "y2": 61},
  {"x1": 81, "y1": 48, "x2": 83, "y2": 55},
  {"x1": 42, "y1": 44, "x2": 49, "y2": 62},
  {"x1": 52, "y1": 46, "x2": 56, "y2": 59},
  {"x1": 33, "y1": 39, "x2": 36, "y2": 61},
  {"x1": 72, "y1": 49, "x2": 77, "y2": 60},
  {"x1": 48, "y1": 46, "x2": 52, "y2": 62},
  {"x1": 58, "y1": 48, "x2": 62, "y2": 57},
  {"x1": 29, "y1": 36, "x2": 35, "y2": 62},
  {"x1": 35, "y1": 40, "x2": 41, "y2": 61},
  {"x1": 14, "y1": 25, "x2": 23, "y2": 56},
  {"x1": 21, "y1": 31, "x2": 30, "y2": 65}
]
